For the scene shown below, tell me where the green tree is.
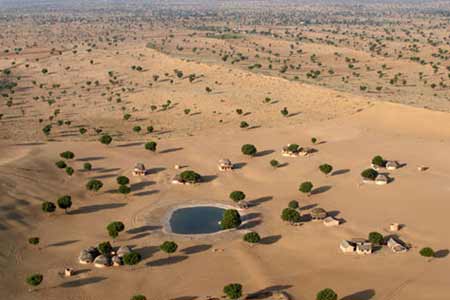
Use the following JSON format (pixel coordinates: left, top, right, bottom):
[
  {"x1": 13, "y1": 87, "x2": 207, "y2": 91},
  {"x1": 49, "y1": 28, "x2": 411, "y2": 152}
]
[
  {"x1": 280, "y1": 107, "x2": 289, "y2": 117},
  {"x1": 240, "y1": 121, "x2": 249, "y2": 129},
  {"x1": 319, "y1": 164, "x2": 333, "y2": 176},
  {"x1": 179, "y1": 170, "x2": 202, "y2": 184},
  {"x1": 123, "y1": 252, "x2": 142, "y2": 265},
  {"x1": 26, "y1": 273, "x2": 43, "y2": 288},
  {"x1": 371, "y1": 155, "x2": 385, "y2": 167},
  {"x1": 99, "y1": 134, "x2": 112, "y2": 145},
  {"x1": 146, "y1": 126, "x2": 154, "y2": 134},
  {"x1": 368, "y1": 232, "x2": 384, "y2": 245},
  {"x1": 144, "y1": 141, "x2": 157, "y2": 152},
  {"x1": 221, "y1": 209, "x2": 241, "y2": 229},
  {"x1": 241, "y1": 144, "x2": 257, "y2": 156},
  {"x1": 107, "y1": 221, "x2": 125, "y2": 239},
  {"x1": 42, "y1": 201, "x2": 56, "y2": 213},
  {"x1": 86, "y1": 179, "x2": 103, "y2": 191},
  {"x1": 419, "y1": 247, "x2": 435, "y2": 257},
  {"x1": 65, "y1": 166, "x2": 74, "y2": 176},
  {"x1": 281, "y1": 208, "x2": 301, "y2": 223},
  {"x1": 270, "y1": 159, "x2": 279, "y2": 168},
  {"x1": 223, "y1": 283, "x2": 242, "y2": 300},
  {"x1": 83, "y1": 162, "x2": 92, "y2": 171},
  {"x1": 60, "y1": 151, "x2": 75, "y2": 159},
  {"x1": 288, "y1": 200, "x2": 299, "y2": 209},
  {"x1": 98, "y1": 241, "x2": 113, "y2": 255},
  {"x1": 55, "y1": 160, "x2": 67, "y2": 169},
  {"x1": 361, "y1": 168, "x2": 378, "y2": 180},
  {"x1": 132, "y1": 126, "x2": 141, "y2": 133},
  {"x1": 118, "y1": 185, "x2": 131, "y2": 195},
  {"x1": 316, "y1": 288, "x2": 337, "y2": 300},
  {"x1": 311, "y1": 137, "x2": 317, "y2": 144},
  {"x1": 160, "y1": 241, "x2": 178, "y2": 256},
  {"x1": 131, "y1": 295, "x2": 147, "y2": 300},
  {"x1": 57, "y1": 195, "x2": 72, "y2": 213},
  {"x1": 243, "y1": 232, "x2": 261, "y2": 243},
  {"x1": 299, "y1": 181, "x2": 313, "y2": 196},
  {"x1": 229, "y1": 191, "x2": 246, "y2": 202},
  {"x1": 28, "y1": 237, "x2": 40, "y2": 248},
  {"x1": 116, "y1": 176, "x2": 130, "y2": 185}
]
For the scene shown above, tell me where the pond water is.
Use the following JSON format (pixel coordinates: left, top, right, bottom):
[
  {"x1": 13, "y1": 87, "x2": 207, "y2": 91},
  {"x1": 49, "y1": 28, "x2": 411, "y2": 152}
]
[{"x1": 169, "y1": 206, "x2": 226, "y2": 234}]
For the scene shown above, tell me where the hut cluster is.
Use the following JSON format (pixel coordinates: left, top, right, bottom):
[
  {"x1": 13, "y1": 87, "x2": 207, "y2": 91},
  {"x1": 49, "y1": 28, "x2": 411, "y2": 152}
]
[
  {"x1": 340, "y1": 239, "x2": 373, "y2": 255},
  {"x1": 311, "y1": 208, "x2": 341, "y2": 227},
  {"x1": 132, "y1": 163, "x2": 147, "y2": 176},
  {"x1": 79, "y1": 245, "x2": 132, "y2": 268},
  {"x1": 281, "y1": 144, "x2": 314, "y2": 157}
]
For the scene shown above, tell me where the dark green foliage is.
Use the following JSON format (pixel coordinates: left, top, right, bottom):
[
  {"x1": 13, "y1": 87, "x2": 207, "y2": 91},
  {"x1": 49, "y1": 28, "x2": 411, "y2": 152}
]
[
  {"x1": 116, "y1": 176, "x2": 130, "y2": 185},
  {"x1": 221, "y1": 209, "x2": 242, "y2": 229},
  {"x1": 229, "y1": 191, "x2": 246, "y2": 202},
  {"x1": 243, "y1": 232, "x2": 261, "y2": 243},
  {"x1": 144, "y1": 141, "x2": 157, "y2": 152},
  {"x1": 311, "y1": 137, "x2": 317, "y2": 144},
  {"x1": 42, "y1": 124, "x2": 52, "y2": 136},
  {"x1": 241, "y1": 144, "x2": 257, "y2": 156},
  {"x1": 287, "y1": 144, "x2": 300, "y2": 153},
  {"x1": 86, "y1": 179, "x2": 103, "y2": 191},
  {"x1": 281, "y1": 208, "x2": 301, "y2": 223},
  {"x1": 99, "y1": 134, "x2": 112, "y2": 145},
  {"x1": 26, "y1": 274, "x2": 43, "y2": 286},
  {"x1": 240, "y1": 121, "x2": 249, "y2": 128},
  {"x1": 123, "y1": 113, "x2": 131, "y2": 120},
  {"x1": 236, "y1": 109, "x2": 243, "y2": 115},
  {"x1": 123, "y1": 252, "x2": 141, "y2": 265},
  {"x1": 316, "y1": 288, "x2": 338, "y2": 300},
  {"x1": 42, "y1": 201, "x2": 56, "y2": 213},
  {"x1": 57, "y1": 195, "x2": 72, "y2": 212},
  {"x1": 79, "y1": 127, "x2": 87, "y2": 135},
  {"x1": 107, "y1": 221, "x2": 125, "y2": 238},
  {"x1": 160, "y1": 241, "x2": 178, "y2": 254},
  {"x1": 60, "y1": 151, "x2": 75, "y2": 159},
  {"x1": 65, "y1": 166, "x2": 74, "y2": 176},
  {"x1": 299, "y1": 181, "x2": 314, "y2": 195},
  {"x1": 179, "y1": 170, "x2": 202, "y2": 183},
  {"x1": 98, "y1": 241, "x2": 113, "y2": 255},
  {"x1": 118, "y1": 185, "x2": 131, "y2": 194},
  {"x1": 130, "y1": 295, "x2": 147, "y2": 300},
  {"x1": 419, "y1": 247, "x2": 435, "y2": 257},
  {"x1": 319, "y1": 164, "x2": 333, "y2": 175},
  {"x1": 372, "y1": 155, "x2": 385, "y2": 167},
  {"x1": 28, "y1": 237, "x2": 40, "y2": 245},
  {"x1": 223, "y1": 283, "x2": 242, "y2": 300},
  {"x1": 133, "y1": 126, "x2": 142, "y2": 133},
  {"x1": 361, "y1": 168, "x2": 378, "y2": 180},
  {"x1": 83, "y1": 162, "x2": 92, "y2": 171},
  {"x1": 55, "y1": 160, "x2": 67, "y2": 169},
  {"x1": 270, "y1": 159, "x2": 279, "y2": 168},
  {"x1": 280, "y1": 107, "x2": 289, "y2": 117},
  {"x1": 146, "y1": 126, "x2": 154, "y2": 134},
  {"x1": 288, "y1": 200, "x2": 299, "y2": 209},
  {"x1": 368, "y1": 232, "x2": 384, "y2": 245}
]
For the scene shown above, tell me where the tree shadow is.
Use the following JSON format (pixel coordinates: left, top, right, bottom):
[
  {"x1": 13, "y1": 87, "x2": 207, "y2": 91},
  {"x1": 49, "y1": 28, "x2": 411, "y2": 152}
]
[
  {"x1": 146, "y1": 255, "x2": 188, "y2": 267},
  {"x1": 233, "y1": 162, "x2": 247, "y2": 170},
  {"x1": 300, "y1": 203, "x2": 317, "y2": 210},
  {"x1": 130, "y1": 181, "x2": 155, "y2": 191},
  {"x1": 249, "y1": 196, "x2": 273, "y2": 207},
  {"x1": 146, "y1": 167, "x2": 166, "y2": 174},
  {"x1": 181, "y1": 244, "x2": 212, "y2": 254},
  {"x1": 116, "y1": 142, "x2": 144, "y2": 148},
  {"x1": 247, "y1": 285, "x2": 293, "y2": 299},
  {"x1": 133, "y1": 246, "x2": 160, "y2": 260},
  {"x1": 170, "y1": 297, "x2": 197, "y2": 300},
  {"x1": 60, "y1": 276, "x2": 107, "y2": 288},
  {"x1": 278, "y1": 162, "x2": 289, "y2": 168},
  {"x1": 134, "y1": 190, "x2": 159, "y2": 196},
  {"x1": 259, "y1": 235, "x2": 282, "y2": 245},
  {"x1": 248, "y1": 125, "x2": 261, "y2": 130},
  {"x1": 288, "y1": 112, "x2": 301, "y2": 118},
  {"x1": 47, "y1": 240, "x2": 79, "y2": 247},
  {"x1": 341, "y1": 289, "x2": 376, "y2": 300},
  {"x1": 242, "y1": 212, "x2": 261, "y2": 221},
  {"x1": 434, "y1": 249, "x2": 449, "y2": 258},
  {"x1": 90, "y1": 173, "x2": 118, "y2": 180},
  {"x1": 160, "y1": 147, "x2": 183, "y2": 154},
  {"x1": 96, "y1": 168, "x2": 121, "y2": 174},
  {"x1": 311, "y1": 185, "x2": 332, "y2": 195},
  {"x1": 127, "y1": 225, "x2": 162, "y2": 234},
  {"x1": 76, "y1": 156, "x2": 105, "y2": 162},
  {"x1": 73, "y1": 269, "x2": 91, "y2": 276},
  {"x1": 255, "y1": 150, "x2": 275, "y2": 157},
  {"x1": 70, "y1": 203, "x2": 126, "y2": 215},
  {"x1": 202, "y1": 175, "x2": 217, "y2": 183},
  {"x1": 332, "y1": 169, "x2": 350, "y2": 176},
  {"x1": 240, "y1": 219, "x2": 262, "y2": 230}
]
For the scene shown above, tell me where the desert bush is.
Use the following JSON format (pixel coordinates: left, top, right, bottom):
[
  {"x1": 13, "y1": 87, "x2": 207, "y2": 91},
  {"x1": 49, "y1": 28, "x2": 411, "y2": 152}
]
[
  {"x1": 419, "y1": 247, "x2": 435, "y2": 257},
  {"x1": 118, "y1": 185, "x2": 131, "y2": 195},
  {"x1": 99, "y1": 134, "x2": 112, "y2": 145},
  {"x1": 98, "y1": 241, "x2": 112, "y2": 255},
  {"x1": 288, "y1": 200, "x2": 299, "y2": 209},
  {"x1": 116, "y1": 176, "x2": 130, "y2": 185},
  {"x1": 55, "y1": 160, "x2": 67, "y2": 169},
  {"x1": 160, "y1": 241, "x2": 178, "y2": 255},
  {"x1": 179, "y1": 170, "x2": 202, "y2": 183},
  {"x1": 144, "y1": 141, "x2": 157, "y2": 152},
  {"x1": 270, "y1": 159, "x2": 279, "y2": 168},
  {"x1": 319, "y1": 164, "x2": 333, "y2": 176},
  {"x1": 372, "y1": 155, "x2": 385, "y2": 167},
  {"x1": 86, "y1": 179, "x2": 103, "y2": 191},
  {"x1": 368, "y1": 232, "x2": 384, "y2": 245},
  {"x1": 65, "y1": 166, "x2": 74, "y2": 176},
  {"x1": 83, "y1": 162, "x2": 92, "y2": 171},
  {"x1": 57, "y1": 195, "x2": 72, "y2": 213},
  {"x1": 60, "y1": 151, "x2": 75, "y2": 159},
  {"x1": 131, "y1": 295, "x2": 147, "y2": 300},
  {"x1": 26, "y1": 274, "x2": 43, "y2": 287}
]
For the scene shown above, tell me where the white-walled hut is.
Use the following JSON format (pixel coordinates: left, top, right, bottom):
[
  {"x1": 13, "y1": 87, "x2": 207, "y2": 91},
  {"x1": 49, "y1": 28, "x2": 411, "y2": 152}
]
[
  {"x1": 133, "y1": 163, "x2": 146, "y2": 176},
  {"x1": 218, "y1": 159, "x2": 233, "y2": 171},
  {"x1": 386, "y1": 160, "x2": 400, "y2": 170},
  {"x1": 375, "y1": 174, "x2": 389, "y2": 185}
]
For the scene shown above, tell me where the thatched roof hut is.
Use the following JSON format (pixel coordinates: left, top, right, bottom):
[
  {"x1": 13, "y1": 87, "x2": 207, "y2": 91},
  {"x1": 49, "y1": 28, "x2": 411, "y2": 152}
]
[
  {"x1": 117, "y1": 246, "x2": 131, "y2": 258},
  {"x1": 323, "y1": 216, "x2": 340, "y2": 227},
  {"x1": 311, "y1": 207, "x2": 327, "y2": 220},
  {"x1": 94, "y1": 255, "x2": 111, "y2": 268},
  {"x1": 78, "y1": 247, "x2": 99, "y2": 264},
  {"x1": 386, "y1": 160, "x2": 400, "y2": 170},
  {"x1": 387, "y1": 237, "x2": 408, "y2": 253},
  {"x1": 375, "y1": 174, "x2": 389, "y2": 185},
  {"x1": 112, "y1": 255, "x2": 122, "y2": 266}
]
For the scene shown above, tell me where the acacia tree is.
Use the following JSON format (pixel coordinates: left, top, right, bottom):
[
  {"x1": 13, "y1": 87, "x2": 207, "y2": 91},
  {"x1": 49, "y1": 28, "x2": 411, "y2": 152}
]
[
  {"x1": 221, "y1": 209, "x2": 241, "y2": 229},
  {"x1": 243, "y1": 232, "x2": 260, "y2": 243},
  {"x1": 86, "y1": 179, "x2": 103, "y2": 192},
  {"x1": 241, "y1": 144, "x2": 257, "y2": 156},
  {"x1": 99, "y1": 134, "x2": 112, "y2": 145},
  {"x1": 144, "y1": 141, "x2": 157, "y2": 152}
]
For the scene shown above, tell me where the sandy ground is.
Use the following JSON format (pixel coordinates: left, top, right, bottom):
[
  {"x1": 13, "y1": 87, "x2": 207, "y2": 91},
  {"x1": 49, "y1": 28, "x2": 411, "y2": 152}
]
[{"x1": 1, "y1": 100, "x2": 450, "y2": 300}]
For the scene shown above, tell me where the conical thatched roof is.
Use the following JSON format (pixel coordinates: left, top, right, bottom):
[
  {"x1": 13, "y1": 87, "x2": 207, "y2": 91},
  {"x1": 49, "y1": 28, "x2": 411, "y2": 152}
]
[
  {"x1": 117, "y1": 246, "x2": 131, "y2": 258},
  {"x1": 94, "y1": 255, "x2": 111, "y2": 267},
  {"x1": 112, "y1": 255, "x2": 122, "y2": 266},
  {"x1": 311, "y1": 207, "x2": 327, "y2": 219},
  {"x1": 79, "y1": 250, "x2": 94, "y2": 264},
  {"x1": 218, "y1": 159, "x2": 232, "y2": 166},
  {"x1": 134, "y1": 163, "x2": 145, "y2": 171}
]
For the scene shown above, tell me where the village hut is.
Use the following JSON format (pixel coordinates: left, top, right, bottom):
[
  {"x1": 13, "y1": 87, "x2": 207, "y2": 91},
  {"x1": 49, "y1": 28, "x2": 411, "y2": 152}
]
[
  {"x1": 78, "y1": 247, "x2": 99, "y2": 264},
  {"x1": 340, "y1": 240, "x2": 356, "y2": 253},
  {"x1": 375, "y1": 174, "x2": 389, "y2": 185},
  {"x1": 323, "y1": 216, "x2": 340, "y2": 227},
  {"x1": 112, "y1": 255, "x2": 122, "y2": 266},
  {"x1": 237, "y1": 200, "x2": 249, "y2": 209},
  {"x1": 218, "y1": 159, "x2": 233, "y2": 171},
  {"x1": 281, "y1": 144, "x2": 300, "y2": 157},
  {"x1": 386, "y1": 160, "x2": 400, "y2": 170},
  {"x1": 171, "y1": 174, "x2": 183, "y2": 185},
  {"x1": 64, "y1": 268, "x2": 74, "y2": 277},
  {"x1": 311, "y1": 208, "x2": 327, "y2": 220},
  {"x1": 387, "y1": 237, "x2": 408, "y2": 253},
  {"x1": 272, "y1": 291, "x2": 291, "y2": 300},
  {"x1": 117, "y1": 246, "x2": 131, "y2": 258},
  {"x1": 356, "y1": 242, "x2": 373, "y2": 255},
  {"x1": 132, "y1": 163, "x2": 146, "y2": 176},
  {"x1": 299, "y1": 147, "x2": 313, "y2": 156},
  {"x1": 389, "y1": 223, "x2": 400, "y2": 232},
  {"x1": 94, "y1": 255, "x2": 111, "y2": 268}
]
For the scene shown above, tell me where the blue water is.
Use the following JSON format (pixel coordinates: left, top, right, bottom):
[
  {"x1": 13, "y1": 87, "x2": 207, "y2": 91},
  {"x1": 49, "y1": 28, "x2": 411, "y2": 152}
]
[{"x1": 169, "y1": 206, "x2": 226, "y2": 234}]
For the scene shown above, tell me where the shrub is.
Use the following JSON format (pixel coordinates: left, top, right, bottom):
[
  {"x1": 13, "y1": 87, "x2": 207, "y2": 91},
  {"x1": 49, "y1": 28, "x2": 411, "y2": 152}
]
[
  {"x1": 99, "y1": 134, "x2": 112, "y2": 145},
  {"x1": 57, "y1": 195, "x2": 72, "y2": 213},
  {"x1": 281, "y1": 208, "x2": 301, "y2": 223},
  {"x1": 419, "y1": 247, "x2": 435, "y2": 257},
  {"x1": 361, "y1": 168, "x2": 378, "y2": 180},
  {"x1": 116, "y1": 176, "x2": 130, "y2": 185},
  {"x1": 288, "y1": 200, "x2": 299, "y2": 209},
  {"x1": 55, "y1": 160, "x2": 67, "y2": 169},
  {"x1": 299, "y1": 181, "x2": 313, "y2": 195},
  {"x1": 221, "y1": 209, "x2": 242, "y2": 229},
  {"x1": 372, "y1": 155, "x2": 385, "y2": 167},
  {"x1": 229, "y1": 191, "x2": 246, "y2": 202},
  {"x1": 86, "y1": 179, "x2": 103, "y2": 191},
  {"x1": 131, "y1": 295, "x2": 147, "y2": 300},
  {"x1": 60, "y1": 151, "x2": 75, "y2": 159},
  {"x1": 144, "y1": 141, "x2": 157, "y2": 152},
  {"x1": 83, "y1": 162, "x2": 92, "y2": 171},
  {"x1": 107, "y1": 221, "x2": 125, "y2": 238},
  {"x1": 319, "y1": 164, "x2": 333, "y2": 176},
  {"x1": 240, "y1": 121, "x2": 249, "y2": 128},
  {"x1": 179, "y1": 170, "x2": 202, "y2": 183},
  {"x1": 123, "y1": 252, "x2": 142, "y2": 265},
  {"x1": 368, "y1": 232, "x2": 384, "y2": 245},
  {"x1": 28, "y1": 237, "x2": 40, "y2": 245},
  {"x1": 26, "y1": 274, "x2": 43, "y2": 286},
  {"x1": 118, "y1": 185, "x2": 131, "y2": 195},
  {"x1": 223, "y1": 283, "x2": 242, "y2": 300},
  {"x1": 132, "y1": 126, "x2": 141, "y2": 133},
  {"x1": 160, "y1": 241, "x2": 178, "y2": 255},
  {"x1": 287, "y1": 144, "x2": 300, "y2": 153},
  {"x1": 270, "y1": 159, "x2": 279, "y2": 168},
  {"x1": 280, "y1": 107, "x2": 289, "y2": 117},
  {"x1": 146, "y1": 126, "x2": 154, "y2": 133},
  {"x1": 311, "y1": 137, "x2": 317, "y2": 144},
  {"x1": 65, "y1": 166, "x2": 74, "y2": 176},
  {"x1": 241, "y1": 144, "x2": 257, "y2": 156},
  {"x1": 79, "y1": 128, "x2": 87, "y2": 135},
  {"x1": 316, "y1": 288, "x2": 337, "y2": 300},
  {"x1": 98, "y1": 241, "x2": 113, "y2": 255},
  {"x1": 42, "y1": 201, "x2": 56, "y2": 213},
  {"x1": 243, "y1": 232, "x2": 261, "y2": 243}
]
